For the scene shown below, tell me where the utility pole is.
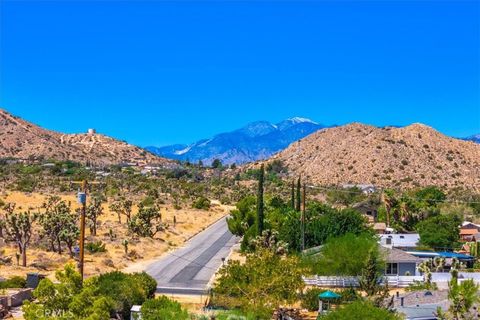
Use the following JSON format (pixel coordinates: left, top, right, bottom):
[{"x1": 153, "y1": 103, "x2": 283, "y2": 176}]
[
  {"x1": 77, "y1": 180, "x2": 88, "y2": 281},
  {"x1": 301, "y1": 182, "x2": 306, "y2": 251}
]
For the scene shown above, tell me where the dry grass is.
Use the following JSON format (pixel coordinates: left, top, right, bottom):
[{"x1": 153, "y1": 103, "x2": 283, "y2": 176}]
[{"x1": 0, "y1": 191, "x2": 232, "y2": 279}]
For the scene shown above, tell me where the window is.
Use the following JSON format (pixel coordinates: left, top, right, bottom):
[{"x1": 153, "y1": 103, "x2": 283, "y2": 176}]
[{"x1": 386, "y1": 263, "x2": 398, "y2": 275}]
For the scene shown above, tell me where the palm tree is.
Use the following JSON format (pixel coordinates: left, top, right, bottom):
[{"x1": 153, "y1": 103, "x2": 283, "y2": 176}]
[{"x1": 381, "y1": 189, "x2": 396, "y2": 227}]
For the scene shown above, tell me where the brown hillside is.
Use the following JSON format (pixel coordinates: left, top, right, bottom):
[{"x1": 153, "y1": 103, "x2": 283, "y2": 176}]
[
  {"x1": 269, "y1": 123, "x2": 480, "y2": 190},
  {"x1": 0, "y1": 108, "x2": 168, "y2": 165}
]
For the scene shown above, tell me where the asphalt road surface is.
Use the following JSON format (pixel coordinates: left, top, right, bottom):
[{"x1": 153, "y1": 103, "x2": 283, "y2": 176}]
[{"x1": 145, "y1": 217, "x2": 238, "y2": 295}]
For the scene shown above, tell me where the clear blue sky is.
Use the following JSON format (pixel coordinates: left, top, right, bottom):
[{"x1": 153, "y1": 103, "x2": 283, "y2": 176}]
[{"x1": 1, "y1": 0, "x2": 479, "y2": 146}]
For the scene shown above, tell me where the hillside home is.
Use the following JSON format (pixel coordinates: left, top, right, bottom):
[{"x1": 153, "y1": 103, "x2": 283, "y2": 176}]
[
  {"x1": 394, "y1": 290, "x2": 449, "y2": 320},
  {"x1": 352, "y1": 202, "x2": 378, "y2": 222},
  {"x1": 380, "y1": 234, "x2": 420, "y2": 250},
  {"x1": 382, "y1": 247, "x2": 423, "y2": 276},
  {"x1": 342, "y1": 184, "x2": 377, "y2": 194},
  {"x1": 460, "y1": 222, "x2": 480, "y2": 241}
]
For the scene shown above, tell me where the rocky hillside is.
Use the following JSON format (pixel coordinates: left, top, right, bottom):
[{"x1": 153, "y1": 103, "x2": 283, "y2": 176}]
[
  {"x1": 269, "y1": 123, "x2": 480, "y2": 190},
  {"x1": 0, "y1": 109, "x2": 168, "y2": 166}
]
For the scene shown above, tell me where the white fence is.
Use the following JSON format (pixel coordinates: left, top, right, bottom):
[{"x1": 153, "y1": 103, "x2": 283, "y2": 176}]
[{"x1": 303, "y1": 275, "x2": 424, "y2": 288}]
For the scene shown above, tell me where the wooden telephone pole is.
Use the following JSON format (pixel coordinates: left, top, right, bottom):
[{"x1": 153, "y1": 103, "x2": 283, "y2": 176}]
[{"x1": 78, "y1": 180, "x2": 88, "y2": 281}]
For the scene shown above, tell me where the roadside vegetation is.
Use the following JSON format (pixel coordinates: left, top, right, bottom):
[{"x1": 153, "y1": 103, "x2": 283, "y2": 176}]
[{"x1": 2, "y1": 158, "x2": 480, "y2": 319}]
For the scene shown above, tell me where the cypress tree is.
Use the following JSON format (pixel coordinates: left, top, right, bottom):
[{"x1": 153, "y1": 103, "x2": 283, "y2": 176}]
[
  {"x1": 256, "y1": 164, "x2": 265, "y2": 236},
  {"x1": 295, "y1": 177, "x2": 301, "y2": 212},
  {"x1": 290, "y1": 180, "x2": 295, "y2": 209}
]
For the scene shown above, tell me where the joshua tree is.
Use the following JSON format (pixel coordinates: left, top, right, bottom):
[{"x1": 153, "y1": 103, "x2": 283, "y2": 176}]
[
  {"x1": 295, "y1": 177, "x2": 301, "y2": 212},
  {"x1": 3, "y1": 210, "x2": 37, "y2": 267},
  {"x1": 109, "y1": 198, "x2": 133, "y2": 224},
  {"x1": 85, "y1": 196, "x2": 104, "y2": 236}
]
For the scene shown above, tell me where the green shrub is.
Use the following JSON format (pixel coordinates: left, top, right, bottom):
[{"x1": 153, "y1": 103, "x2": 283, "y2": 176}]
[
  {"x1": 192, "y1": 196, "x2": 211, "y2": 210},
  {"x1": 0, "y1": 276, "x2": 26, "y2": 289},
  {"x1": 138, "y1": 296, "x2": 189, "y2": 320},
  {"x1": 85, "y1": 241, "x2": 107, "y2": 253},
  {"x1": 301, "y1": 287, "x2": 323, "y2": 311}
]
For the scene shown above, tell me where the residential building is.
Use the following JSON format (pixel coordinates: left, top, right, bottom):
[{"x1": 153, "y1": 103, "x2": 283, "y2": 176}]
[
  {"x1": 380, "y1": 233, "x2": 420, "y2": 250},
  {"x1": 382, "y1": 247, "x2": 423, "y2": 276}
]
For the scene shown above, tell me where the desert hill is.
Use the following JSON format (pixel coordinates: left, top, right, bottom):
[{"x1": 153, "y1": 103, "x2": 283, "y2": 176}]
[
  {"x1": 269, "y1": 123, "x2": 480, "y2": 190},
  {"x1": 0, "y1": 108, "x2": 168, "y2": 166}
]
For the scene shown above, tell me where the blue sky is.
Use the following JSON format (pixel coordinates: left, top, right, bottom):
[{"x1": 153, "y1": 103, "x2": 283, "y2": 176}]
[{"x1": 1, "y1": 0, "x2": 479, "y2": 146}]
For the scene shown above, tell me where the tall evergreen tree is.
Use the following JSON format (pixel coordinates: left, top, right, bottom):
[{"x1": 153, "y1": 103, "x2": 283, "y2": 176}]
[
  {"x1": 257, "y1": 164, "x2": 265, "y2": 236},
  {"x1": 295, "y1": 177, "x2": 301, "y2": 212},
  {"x1": 290, "y1": 180, "x2": 295, "y2": 209}
]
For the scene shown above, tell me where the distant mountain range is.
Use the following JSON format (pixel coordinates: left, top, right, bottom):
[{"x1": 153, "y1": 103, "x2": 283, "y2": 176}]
[
  {"x1": 464, "y1": 134, "x2": 480, "y2": 144},
  {"x1": 146, "y1": 117, "x2": 327, "y2": 165}
]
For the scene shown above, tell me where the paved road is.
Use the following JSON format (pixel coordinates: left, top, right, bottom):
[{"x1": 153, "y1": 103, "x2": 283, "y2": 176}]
[{"x1": 145, "y1": 217, "x2": 238, "y2": 295}]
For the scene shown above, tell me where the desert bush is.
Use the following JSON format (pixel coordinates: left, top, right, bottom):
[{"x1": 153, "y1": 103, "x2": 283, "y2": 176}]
[
  {"x1": 85, "y1": 241, "x2": 107, "y2": 254},
  {"x1": 0, "y1": 276, "x2": 26, "y2": 289},
  {"x1": 192, "y1": 196, "x2": 211, "y2": 210}
]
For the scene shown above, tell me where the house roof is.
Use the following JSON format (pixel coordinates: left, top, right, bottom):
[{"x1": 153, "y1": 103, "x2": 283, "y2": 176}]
[
  {"x1": 460, "y1": 228, "x2": 480, "y2": 236},
  {"x1": 379, "y1": 233, "x2": 420, "y2": 248},
  {"x1": 406, "y1": 251, "x2": 475, "y2": 261},
  {"x1": 396, "y1": 304, "x2": 443, "y2": 320},
  {"x1": 461, "y1": 222, "x2": 480, "y2": 229},
  {"x1": 381, "y1": 247, "x2": 423, "y2": 263}
]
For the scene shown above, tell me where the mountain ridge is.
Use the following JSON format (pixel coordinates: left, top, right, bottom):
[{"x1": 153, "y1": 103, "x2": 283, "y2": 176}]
[{"x1": 146, "y1": 117, "x2": 326, "y2": 165}]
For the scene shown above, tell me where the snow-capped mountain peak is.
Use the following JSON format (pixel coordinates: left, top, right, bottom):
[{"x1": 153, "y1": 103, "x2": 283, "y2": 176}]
[{"x1": 287, "y1": 117, "x2": 318, "y2": 125}]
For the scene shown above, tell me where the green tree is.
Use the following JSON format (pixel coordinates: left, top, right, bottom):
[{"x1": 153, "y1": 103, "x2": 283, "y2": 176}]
[
  {"x1": 137, "y1": 296, "x2": 189, "y2": 320},
  {"x1": 307, "y1": 233, "x2": 381, "y2": 276},
  {"x1": 213, "y1": 248, "x2": 305, "y2": 318},
  {"x1": 226, "y1": 195, "x2": 256, "y2": 237},
  {"x1": 359, "y1": 249, "x2": 384, "y2": 297},
  {"x1": 322, "y1": 300, "x2": 401, "y2": 320},
  {"x1": 295, "y1": 177, "x2": 301, "y2": 211},
  {"x1": 417, "y1": 214, "x2": 461, "y2": 249},
  {"x1": 290, "y1": 180, "x2": 295, "y2": 209},
  {"x1": 256, "y1": 164, "x2": 265, "y2": 236},
  {"x1": 304, "y1": 205, "x2": 371, "y2": 250},
  {"x1": 414, "y1": 186, "x2": 446, "y2": 207},
  {"x1": 437, "y1": 278, "x2": 479, "y2": 320},
  {"x1": 23, "y1": 264, "x2": 83, "y2": 319},
  {"x1": 211, "y1": 159, "x2": 222, "y2": 169}
]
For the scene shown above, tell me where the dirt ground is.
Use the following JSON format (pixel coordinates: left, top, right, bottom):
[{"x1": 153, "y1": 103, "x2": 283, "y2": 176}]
[{"x1": 0, "y1": 191, "x2": 232, "y2": 280}]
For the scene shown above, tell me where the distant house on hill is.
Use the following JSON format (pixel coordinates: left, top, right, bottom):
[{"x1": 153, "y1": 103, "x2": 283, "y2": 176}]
[
  {"x1": 342, "y1": 184, "x2": 377, "y2": 194},
  {"x1": 460, "y1": 222, "x2": 480, "y2": 241},
  {"x1": 352, "y1": 201, "x2": 378, "y2": 222}
]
